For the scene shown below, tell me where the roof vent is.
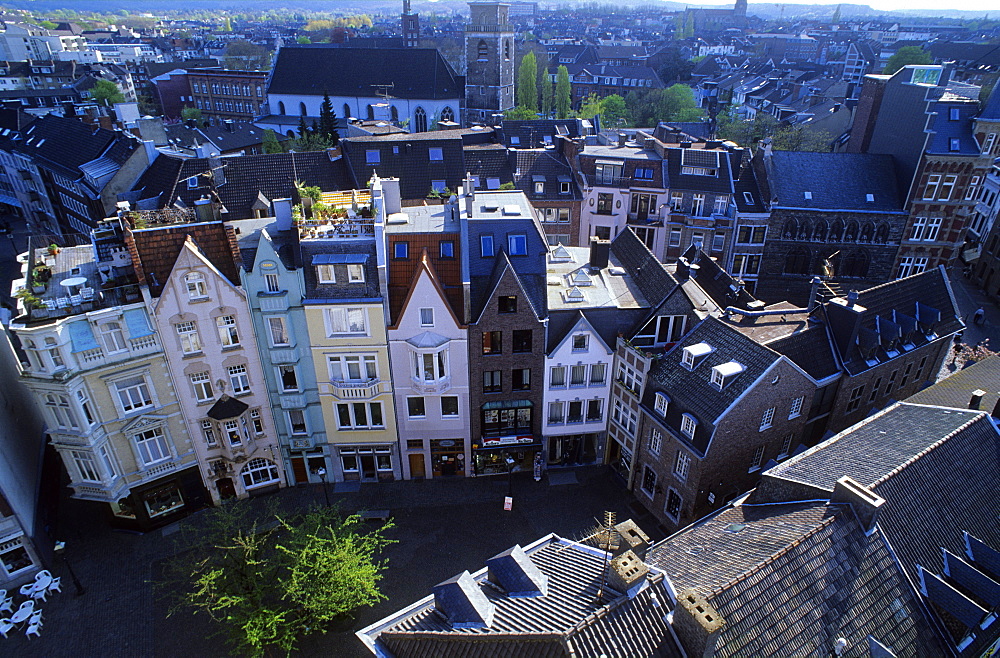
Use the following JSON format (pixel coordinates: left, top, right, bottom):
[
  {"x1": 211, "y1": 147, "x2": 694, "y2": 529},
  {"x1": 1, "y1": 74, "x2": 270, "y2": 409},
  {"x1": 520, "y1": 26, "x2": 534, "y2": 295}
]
[
  {"x1": 969, "y1": 389, "x2": 987, "y2": 410},
  {"x1": 804, "y1": 191, "x2": 813, "y2": 200},
  {"x1": 501, "y1": 204, "x2": 521, "y2": 216},
  {"x1": 433, "y1": 571, "x2": 495, "y2": 629},
  {"x1": 866, "y1": 193, "x2": 874, "y2": 202},
  {"x1": 486, "y1": 544, "x2": 548, "y2": 597}
]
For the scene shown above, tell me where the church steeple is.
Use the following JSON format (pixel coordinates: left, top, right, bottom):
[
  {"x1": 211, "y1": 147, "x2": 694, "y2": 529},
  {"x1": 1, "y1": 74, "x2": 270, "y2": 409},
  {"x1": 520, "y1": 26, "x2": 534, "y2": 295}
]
[{"x1": 402, "y1": 0, "x2": 419, "y2": 48}]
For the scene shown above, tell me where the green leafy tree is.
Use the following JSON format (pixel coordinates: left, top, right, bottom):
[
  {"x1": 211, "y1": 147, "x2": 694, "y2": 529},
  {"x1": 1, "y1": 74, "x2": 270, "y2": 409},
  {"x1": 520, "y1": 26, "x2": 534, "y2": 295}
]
[
  {"x1": 578, "y1": 93, "x2": 603, "y2": 122},
  {"x1": 540, "y1": 66, "x2": 553, "y2": 117},
  {"x1": 221, "y1": 16, "x2": 232, "y2": 31},
  {"x1": 517, "y1": 51, "x2": 538, "y2": 111},
  {"x1": 771, "y1": 126, "x2": 833, "y2": 152},
  {"x1": 180, "y1": 106, "x2": 202, "y2": 121},
  {"x1": 162, "y1": 503, "x2": 394, "y2": 658},
  {"x1": 296, "y1": 35, "x2": 312, "y2": 44},
  {"x1": 600, "y1": 94, "x2": 628, "y2": 128},
  {"x1": 556, "y1": 65, "x2": 571, "y2": 119},
  {"x1": 261, "y1": 129, "x2": 283, "y2": 154},
  {"x1": 883, "y1": 46, "x2": 932, "y2": 74},
  {"x1": 318, "y1": 92, "x2": 339, "y2": 146},
  {"x1": 224, "y1": 40, "x2": 272, "y2": 71},
  {"x1": 505, "y1": 105, "x2": 538, "y2": 120},
  {"x1": 90, "y1": 78, "x2": 124, "y2": 107},
  {"x1": 625, "y1": 84, "x2": 703, "y2": 127}
]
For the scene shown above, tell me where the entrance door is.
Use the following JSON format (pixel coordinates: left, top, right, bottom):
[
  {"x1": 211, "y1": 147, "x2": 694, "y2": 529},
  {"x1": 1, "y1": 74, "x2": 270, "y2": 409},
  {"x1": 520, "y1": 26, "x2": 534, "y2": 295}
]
[
  {"x1": 360, "y1": 455, "x2": 377, "y2": 481},
  {"x1": 408, "y1": 453, "x2": 426, "y2": 479},
  {"x1": 290, "y1": 457, "x2": 308, "y2": 485},
  {"x1": 216, "y1": 477, "x2": 236, "y2": 499}
]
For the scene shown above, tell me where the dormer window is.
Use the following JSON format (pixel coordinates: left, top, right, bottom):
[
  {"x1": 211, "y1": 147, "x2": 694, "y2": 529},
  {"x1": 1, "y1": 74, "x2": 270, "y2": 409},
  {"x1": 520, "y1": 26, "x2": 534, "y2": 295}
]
[
  {"x1": 710, "y1": 361, "x2": 744, "y2": 390},
  {"x1": 654, "y1": 392, "x2": 669, "y2": 417},
  {"x1": 681, "y1": 342, "x2": 713, "y2": 370}
]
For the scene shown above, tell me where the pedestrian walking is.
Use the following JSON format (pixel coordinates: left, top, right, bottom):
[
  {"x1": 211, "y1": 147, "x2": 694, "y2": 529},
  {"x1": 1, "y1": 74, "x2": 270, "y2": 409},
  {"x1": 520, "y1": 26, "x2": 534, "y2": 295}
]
[{"x1": 973, "y1": 307, "x2": 985, "y2": 326}]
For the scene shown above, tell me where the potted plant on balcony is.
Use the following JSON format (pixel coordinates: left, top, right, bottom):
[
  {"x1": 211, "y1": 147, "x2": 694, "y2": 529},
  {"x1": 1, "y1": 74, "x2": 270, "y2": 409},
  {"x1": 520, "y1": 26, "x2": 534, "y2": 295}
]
[
  {"x1": 14, "y1": 286, "x2": 43, "y2": 310},
  {"x1": 46, "y1": 243, "x2": 60, "y2": 256},
  {"x1": 31, "y1": 264, "x2": 51, "y2": 292}
]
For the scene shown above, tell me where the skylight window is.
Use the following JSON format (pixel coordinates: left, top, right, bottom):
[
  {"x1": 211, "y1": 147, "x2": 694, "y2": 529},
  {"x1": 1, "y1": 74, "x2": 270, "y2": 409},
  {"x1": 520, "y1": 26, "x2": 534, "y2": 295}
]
[
  {"x1": 681, "y1": 342, "x2": 713, "y2": 370},
  {"x1": 804, "y1": 191, "x2": 812, "y2": 200}
]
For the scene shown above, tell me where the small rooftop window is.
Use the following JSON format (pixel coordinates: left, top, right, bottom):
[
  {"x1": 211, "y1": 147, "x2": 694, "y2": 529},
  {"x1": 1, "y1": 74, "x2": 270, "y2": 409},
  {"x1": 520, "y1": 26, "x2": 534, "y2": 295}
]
[
  {"x1": 681, "y1": 342, "x2": 713, "y2": 370},
  {"x1": 803, "y1": 191, "x2": 812, "y2": 200},
  {"x1": 866, "y1": 194, "x2": 874, "y2": 202},
  {"x1": 710, "y1": 361, "x2": 744, "y2": 390}
]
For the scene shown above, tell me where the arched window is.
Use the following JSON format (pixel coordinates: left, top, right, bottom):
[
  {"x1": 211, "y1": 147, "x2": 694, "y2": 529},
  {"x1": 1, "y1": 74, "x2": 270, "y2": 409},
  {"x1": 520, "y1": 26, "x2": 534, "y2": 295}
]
[
  {"x1": 812, "y1": 221, "x2": 827, "y2": 242},
  {"x1": 829, "y1": 220, "x2": 844, "y2": 242},
  {"x1": 440, "y1": 106, "x2": 454, "y2": 122},
  {"x1": 782, "y1": 219, "x2": 797, "y2": 239},
  {"x1": 241, "y1": 458, "x2": 280, "y2": 489},
  {"x1": 797, "y1": 220, "x2": 810, "y2": 240},
  {"x1": 343, "y1": 103, "x2": 351, "y2": 119},
  {"x1": 477, "y1": 40, "x2": 489, "y2": 62},
  {"x1": 504, "y1": 40, "x2": 511, "y2": 61},
  {"x1": 844, "y1": 220, "x2": 858, "y2": 242},
  {"x1": 299, "y1": 102, "x2": 307, "y2": 117},
  {"x1": 859, "y1": 222, "x2": 874, "y2": 243},
  {"x1": 840, "y1": 250, "x2": 870, "y2": 278},
  {"x1": 874, "y1": 223, "x2": 889, "y2": 244},
  {"x1": 391, "y1": 105, "x2": 399, "y2": 122},
  {"x1": 277, "y1": 101, "x2": 286, "y2": 115},
  {"x1": 366, "y1": 104, "x2": 374, "y2": 120},
  {"x1": 414, "y1": 106, "x2": 427, "y2": 133},
  {"x1": 784, "y1": 247, "x2": 811, "y2": 275}
]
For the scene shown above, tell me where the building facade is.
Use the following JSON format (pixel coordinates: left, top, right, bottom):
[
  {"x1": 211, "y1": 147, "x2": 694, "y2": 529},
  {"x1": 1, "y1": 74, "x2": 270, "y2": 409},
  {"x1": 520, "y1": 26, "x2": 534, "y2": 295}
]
[{"x1": 464, "y1": 2, "x2": 515, "y2": 125}]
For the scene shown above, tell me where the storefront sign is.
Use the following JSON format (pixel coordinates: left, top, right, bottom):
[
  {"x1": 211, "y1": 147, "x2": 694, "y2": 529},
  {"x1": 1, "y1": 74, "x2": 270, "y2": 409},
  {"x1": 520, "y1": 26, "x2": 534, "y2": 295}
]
[
  {"x1": 482, "y1": 435, "x2": 534, "y2": 447},
  {"x1": 504, "y1": 496, "x2": 513, "y2": 511},
  {"x1": 438, "y1": 440, "x2": 455, "y2": 447}
]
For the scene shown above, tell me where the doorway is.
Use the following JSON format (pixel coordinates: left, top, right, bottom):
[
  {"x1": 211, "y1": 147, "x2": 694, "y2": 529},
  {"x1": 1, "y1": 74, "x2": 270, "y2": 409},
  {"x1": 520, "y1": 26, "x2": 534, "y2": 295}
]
[
  {"x1": 216, "y1": 477, "x2": 236, "y2": 499},
  {"x1": 408, "y1": 453, "x2": 426, "y2": 479},
  {"x1": 360, "y1": 454, "x2": 377, "y2": 481},
  {"x1": 290, "y1": 456, "x2": 307, "y2": 484}
]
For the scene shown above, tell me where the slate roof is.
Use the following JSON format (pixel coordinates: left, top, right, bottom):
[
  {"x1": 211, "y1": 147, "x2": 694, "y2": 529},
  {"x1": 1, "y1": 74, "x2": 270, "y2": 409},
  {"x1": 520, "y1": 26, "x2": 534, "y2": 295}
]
[
  {"x1": 646, "y1": 501, "x2": 945, "y2": 657},
  {"x1": 131, "y1": 151, "x2": 346, "y2": 218},
  {"x1": 732, "y1": 160, "x2": 763, "y2": 212},
  {"x1": 18, "y1": 114, "x2": 132, "y2": 180},
  {"x1": 510, "y1": 149, "x2": 580, "y2": 200},
  {"x1": 301, "y1": 240, "x2": 380, "y2": 302},
  {"x1": 982, "y1": 82, "x2": 1000, "y2": 122},
  {"x1": 829, "y1": 266, "x2": 963, "y2": 373},
  {"x1": 664, "y1": 146, "x2": 737, "y2": 195},
  {"x1": 926, "y1": 101, "x2": 981, "y2": 156},
  {"x1": 679, "y1": 246, "x2": 755, "y2": 311},
  {"x1": 758, "y1": 151, "x2": 904, "y2": 211},
  {"x1": 464, "y1": 143, "x2": 513, "y2": 187},
  {"x1": 164, "y1": 121, "x2": 288, "y2": 154},
  {"x1": 361, "y1": 535, "x2": 680, "y2": 658},
  {"x1": 267, "y1": 46, "x2": 461, "y2": 100},
  {"x1": 500, "y1": 119, "x2": 582, "y2": 148},
  {"x1": 609, "y1": 228, "x2": 678, "y2": 310},
  {"x1": 644, "y1": 316, "x2": 783, "y2": 454},
  {"x1": 765, "y1": 326, "x2": 840, "y2": 380},
  {"x1": 342, "y1": 134, "x2": 466, "y2": 200},
  {"x1": 905, "y1": 354, "x2": 1000, "y2": 412}
]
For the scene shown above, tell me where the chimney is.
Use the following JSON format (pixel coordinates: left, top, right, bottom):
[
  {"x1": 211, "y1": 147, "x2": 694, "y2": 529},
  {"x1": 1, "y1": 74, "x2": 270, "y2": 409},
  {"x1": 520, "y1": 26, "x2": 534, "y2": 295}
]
[
  {"x1": 381, "y1": 177, "x2": 402, "y2": 216},
  {"x1": 672, "y1": 589, "x2": 725, "y2": 658},
  {"x1": 613, "y1": 519, "x2": 650, "y2": 560},
  {"x1": 680, "y1": 141, "x2": 693, "y2": 149},
  {"x1": 969, "y1": 389, "x2": 987, "y2": 410},
  {"x1": 485, "y1": 545, "x2": 548, "y2": 596},
  {"x1": 676, "y1": 256, "x2": 690, "y2": 280},
  {"x1": 432, "y1": 571, "x2": 495, "y2": 629},
  {"x1": 224, "y1": 119, "x2": 235, "y2": 133},
  {"x1": 831, "y1": 476, "x2": 885, "y2": 534},
  {"x1": 272, "y1": 197, "x2": 292, "y2": 231},
  {"x1": 194, "y1": 197, "x2": 215, "y2": 222},
  {"x1": 605, "y1": 550, "x2": 648, "y2": 598},
  {"x1": 589, "y1": 237, "x2": 610, "y2": 270},
  {"x1": 846, "y1": 289, "x2": 859, "y2": 307},
  {"x1": 141, "y1": 139, "x2": 158, "y2": 164},
  {"x1": 463, "y1": 171, "x2": 475, "y2": 218},
  {"x1": 62, "y1": 101, "x2": 76, "y2": 117},
  {"x1": 618, "y1": 132, "x2": 627, "y2": 147}
]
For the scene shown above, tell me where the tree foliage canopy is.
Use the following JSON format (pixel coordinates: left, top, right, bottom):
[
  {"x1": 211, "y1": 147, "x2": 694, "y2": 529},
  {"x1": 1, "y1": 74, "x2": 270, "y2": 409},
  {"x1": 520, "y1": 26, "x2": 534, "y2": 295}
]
[
  {"x1": 517, "y1": 51, "x2": 538, "y2": 111},
  {"x1": 162, "y1": 502, "x2": 393, "y2": 658},
  {"x1": 716, "y1": 106, "x2": 832, "y2": 152},
  {"x1": 555, "y1": 65, "x2": 571, "y2": 119},
  {"x1": 223, "y1": 40, "x2": 272, "y2": 71},
  {"x1": 90, "y1": 78, "x2": 124, "y2": 107},
  {"x1": 883, "y1": 46, "x2": 932, "y2": 74},
  {"x1": 625, "y1": 84, "x2": 704, "y2": 127},
  {"x1": 505, "y1": 105, "x2": 539, "y2": 120}
]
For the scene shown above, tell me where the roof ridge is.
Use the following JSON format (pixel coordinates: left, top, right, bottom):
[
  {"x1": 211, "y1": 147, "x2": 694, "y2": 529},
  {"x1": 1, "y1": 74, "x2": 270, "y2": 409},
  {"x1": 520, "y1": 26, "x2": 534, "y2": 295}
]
[{"x1": 869, "y1": 405, "x2": 986, "y2": 489}]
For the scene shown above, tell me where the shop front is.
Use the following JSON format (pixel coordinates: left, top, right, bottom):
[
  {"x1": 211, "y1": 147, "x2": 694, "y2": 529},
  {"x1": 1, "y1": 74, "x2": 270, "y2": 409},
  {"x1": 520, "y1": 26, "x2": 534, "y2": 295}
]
[
  {"x1": 430, "y1": 439, "x2": 466, "y2": 477},
  {"x1": 287, "y1": 447, "x2": 330, "y2": 485},
  {"x1": 547, "y1": 432, "x2": 600, "y2": 466},
  {"x1": 472, "y1": 435, "x2": 542, "y2": 476},
  {"x1": 109, "y1": 466, "x2": 210, "y2": 532},
  {"x1": 338, "y1": 445, "x2": 396, "y2": 482}
]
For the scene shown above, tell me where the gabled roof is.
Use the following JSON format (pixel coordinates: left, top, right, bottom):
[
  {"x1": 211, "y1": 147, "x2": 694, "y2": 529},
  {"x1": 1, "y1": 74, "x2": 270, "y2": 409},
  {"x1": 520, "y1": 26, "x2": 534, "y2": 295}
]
[
  {"x1": 981, "y1": 81, "x2": 1000, "y2": 122},
  {"x1": 300, "y1": 240, "x2": 380, "y2": 302},
  {"x1": 473, "y1": 251, "x2": 546, "y2": 324},
  {"x1": 17, "y1": 114, "x2": 133, "y2": 180},
  {"x1": 645, "y1": 316, "x2": 783, "y2": 453},
  {"x1": 646, "y1": 501, "x2": 945, "y2": 657},
  {"x1": 906, "y1": 355, "x2": 1000, "y2": 412},
  {"x1": 267, "y1": 46, "x2": 461, "y2": 100},
  {"x1": 609, "y1": 228, "x2": 678, "y2": 310},
  {"x1": 341, "y1": 135, "x2": 466, "y2": 200},
  {"x1": 126, "y1": 221, "x2": 242, "y2": 298},
  {"x1": 511, "y1": 149, "x2": 580, "y2": 200},
  {"x1": 926, "y1": 101, "x2": 981, "y2": 156}
]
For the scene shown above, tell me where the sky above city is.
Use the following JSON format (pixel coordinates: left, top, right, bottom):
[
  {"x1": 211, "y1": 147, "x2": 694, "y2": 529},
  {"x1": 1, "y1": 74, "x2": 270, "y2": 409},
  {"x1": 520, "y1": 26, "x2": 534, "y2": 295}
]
[{"x1": 688, "y1": 0, "x2": 994, "y2": 13}]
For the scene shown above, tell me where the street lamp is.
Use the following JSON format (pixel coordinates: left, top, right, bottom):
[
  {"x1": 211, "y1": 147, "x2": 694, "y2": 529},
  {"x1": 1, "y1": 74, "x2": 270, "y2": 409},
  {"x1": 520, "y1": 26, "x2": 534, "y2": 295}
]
[
  {"x1": 53, "y1": 541, "x2": 85, "y2": 596},
  {"x1": 315, "y1": 467, "x2": 330, "y2": 506},
  {"x1": 505, "y1": 455, "x2": 516, "y2": 498}
]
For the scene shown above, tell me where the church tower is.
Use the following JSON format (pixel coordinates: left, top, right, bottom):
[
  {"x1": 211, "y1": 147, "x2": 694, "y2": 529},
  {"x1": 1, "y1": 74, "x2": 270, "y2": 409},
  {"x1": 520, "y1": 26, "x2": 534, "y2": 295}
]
[
  {"x1": 402, "y1": 0, "x2": 419, "y2": 48},
  {"x1": 464, "y1": 2, "x2": 515, "y2": 125},
  {"x1": 734, "y1": 0, "x2": 748, "y2": 18}
]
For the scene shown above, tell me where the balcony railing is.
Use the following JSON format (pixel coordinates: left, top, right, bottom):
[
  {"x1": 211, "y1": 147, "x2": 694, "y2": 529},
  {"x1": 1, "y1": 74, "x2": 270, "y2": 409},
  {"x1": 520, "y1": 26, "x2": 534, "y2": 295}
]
[
  {"x1": 330, "y1": 378, "x2": 382, "y2": 400},
  {"x1": 410, "y1": 375, "x2": 452, "y2": 394}
]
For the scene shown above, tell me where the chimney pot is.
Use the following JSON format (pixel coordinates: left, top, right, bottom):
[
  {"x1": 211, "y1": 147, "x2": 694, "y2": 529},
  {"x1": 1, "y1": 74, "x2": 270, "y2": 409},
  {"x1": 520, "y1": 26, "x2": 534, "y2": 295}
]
[
  {"x1": 589, "y1": 236, "x2": 610, "y2": 270},
  {"x1": 672, "y1": 589, "x2": 725, "y2": 658},
  {"x1": 970, "y1": 389, "x2": 987, "y2": 410},
  {"x1": 831, "y1": 476, "x2": 885, "y2": 534},
  {"x1": 847, "y1": 289, "x2": 859, "y2": 306}
]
